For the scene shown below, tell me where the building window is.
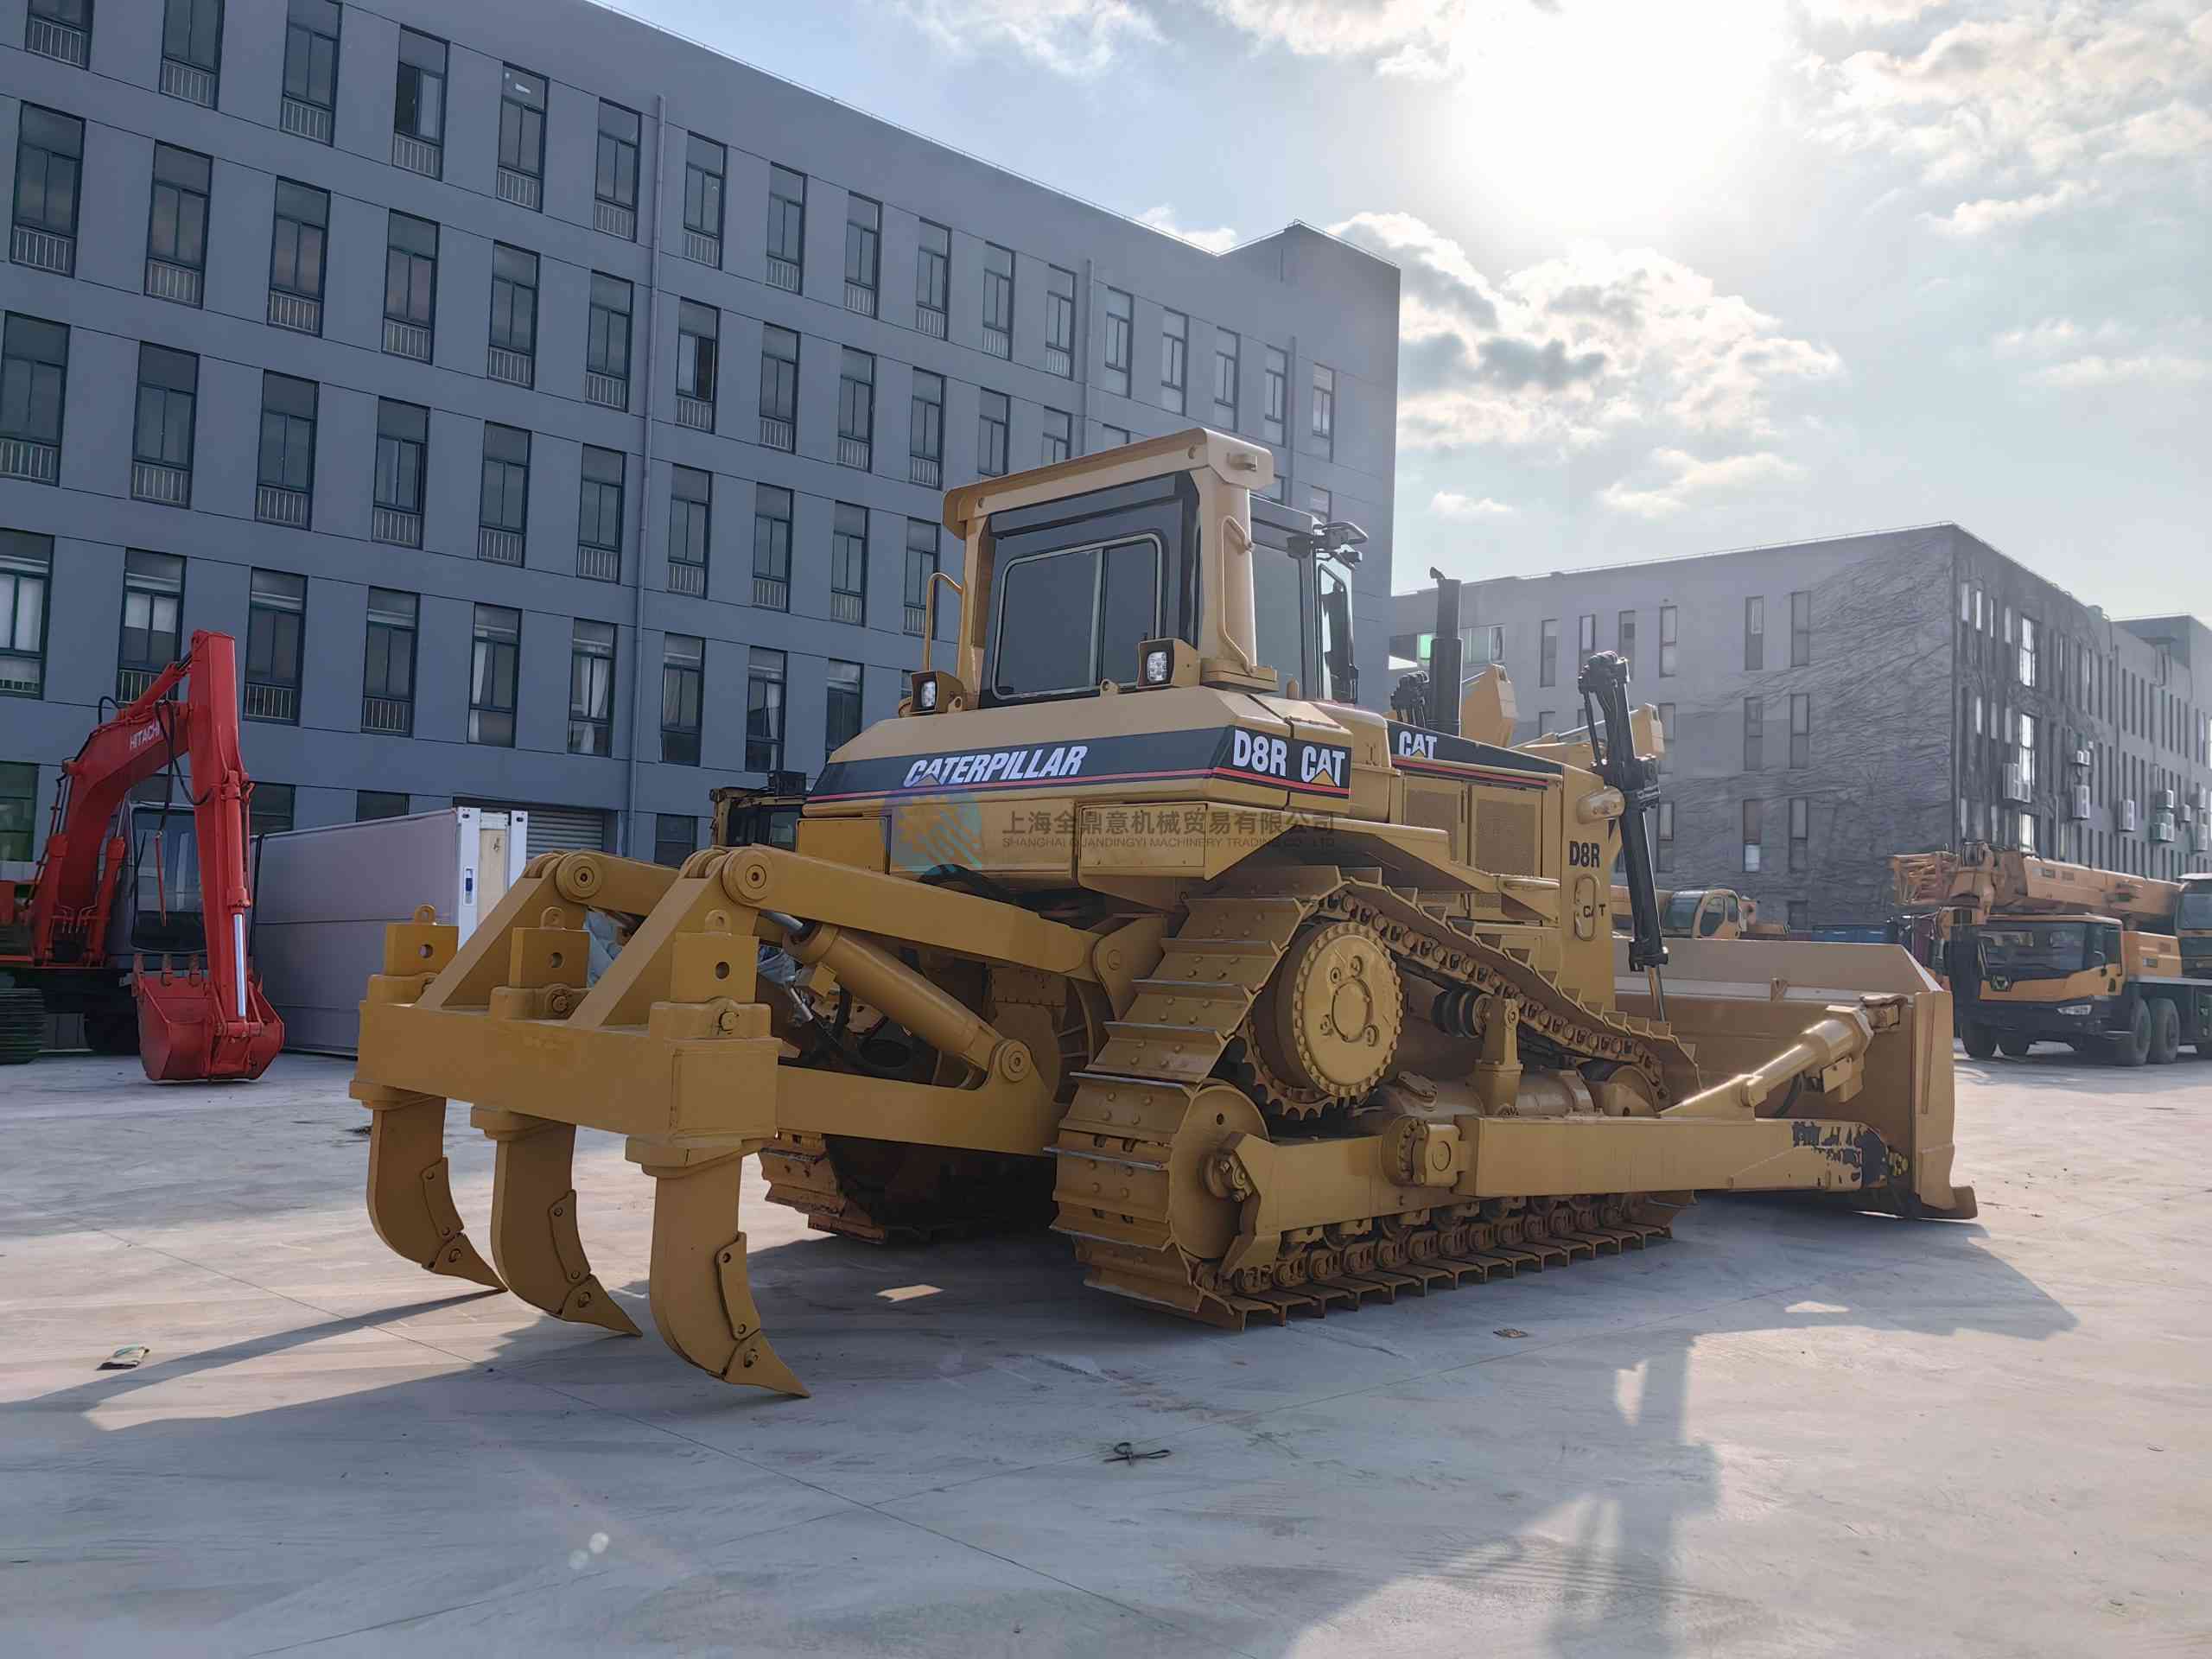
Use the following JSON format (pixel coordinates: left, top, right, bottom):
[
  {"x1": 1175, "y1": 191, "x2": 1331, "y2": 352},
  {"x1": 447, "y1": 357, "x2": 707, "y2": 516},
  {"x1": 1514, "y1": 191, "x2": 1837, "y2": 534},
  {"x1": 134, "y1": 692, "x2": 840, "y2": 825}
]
[
  {"x1": 978, "y1": 390, "x2": 1009, "y2": 477},
  {"x1": 469, "y1": 604, "x2": 519, "y2": 747},
  {"x1": 1160, "y1": 310, "x2": 1187, "y2": 414},
  {"x1": 576, "y1": 446, "x2": 625, "y2": 582},
  {"x1": 837, "y1": 347, "x2": 874, "y2": 470},
  {"x1": 268, "y1": 180, "x2": 328, "y2": 334},
  {"x1": 26, "y1": 0, "x2": 93, "y2": 69},
  {"x1": 759, "y1": 325, "x2": 798, "y2": 449},
  {"x1": 1618, "y1": 610, "x2": 1636, "y2": 675},
  {"x1": 566, "y1": 620, "x2": 615, "y2": 755},
  {"x1": 278, "y1": 2, "x2": 340, "y2": 142},
  {"x1": 486, "y1": 243, "x2": 537, "y2": 385},
  {"x1": 2019, "y1": 613, "x2": 2037, "y2": 688},
  {"x1": 255, "y1": 372, "x2": 316, "y2": 528},
  {"x1": 496, "y1": 66, "x2": 545, "y2": 209},
  {"x1": 372, "y1": 399, "x2": 427, "y2": 546},
  {"x1": 844, "y1": 194, "x2": 880, "y2": 315},
  {"x1": 766, "y1": 164, "x2": 805, "y2": 290},
  {"x1": 244, "y1": 569, "x2": 305, "y2": 723},
  {"x1": 1789, "y1": 796, "x2": 1809, "y2": 873},
  {"x1": 1046, "y1": 265, "x2": 1076, "y2": 376},
  {"x1": 0, "y1": 315, "x2": 67, "y2": 484},
  {"x1": 909, "y1": 370, "x2": 944, "y2": 487},
  {"x1": 12, "y1": 105, "x2": 82, "y2": 276},
  {"x1": 1744, "y1": 595, "x2": 1764, "y2": 670},
  {"x1": 1659, "y1": 604, "x2": 1677, "y2": 677},
  {"x1": 916, "y1": 219, "x2": 949, "y2": 336},
  {"x1": 250, "y1": 783, "x2": 294, "y2": 837},
  {"x1": 652, "y1": 813, "x2": 696, "y2": 868},
  {"x1": 160, "y1": 0, "x2": 222, "y2": 105},
  {"x1": 1536, "y1": 710, "x2": 1555, "y2": 737},
  {"x1": 1654, "y1": 799, "x2": 1674, "y2": 874},
  {"x1": 1578, "y1": 612, "x2": 1596, "y2": 666},
  {"x1": 1310, "y1": 364, "x2": 1335, "y2": 456},
  {"x1": 1468, "y1": 625, "x2": 1505, "y2": 667},
  {"x1": 1787, "y1": 899, "x2": 1808, "y2": 933},
  {"x1": 746, "y1": 648, "x2": 785, "y2": 772},
  {"x1": 383, "y1": 211, "x2": 437, "y2": 360},
  {"x1": 1742, "y1": 798, "x2": 1763, "y2": 873},
  {"x1": 118, "y1": 550, "x2": 184, "y2": 702},
  {"x1": 131, "y1": 344, "x2": 197, "y2": 507},
  {"x1": 1213, "y1": 330, "x2": 1239, "y2": 427},
  {"x1": 391, "y1": 28, "x2": 446, "y2": 175},
  {"x1": 585, "y1": 273, "x2": 632, "y2": 409},
  {"x1": 672, "y1": 299, "x2": 716, "y2": 429},
  {"x1": 668, "y1": 465, "x2": 710, "y2": 595},
  {"x1": 1789, "y1": 588, "x2": 1810, "y2": 667},
  {"x1": 0, "y1": 531, "x2": 52, "y2": 696},
  {"x1": 1103, "y1": 288, "x2": 1132, "y2": 395},
  {"x1": 1656, "y1": 702, "x2": 1675, "y2": 774},
  {"x1": 1309, "y1": 485, "x2": 1332, "y2": 518},
  {"x1": 981, "y1": 243, "x2": 1014, "y2": 358},
  {"x1": 359, "y1": 790, "x2": 408, "y2": 822},
  {"x1": 1102, "y1": 423, "x2": 1129, "y2": 447},
  {"x1": 1539, "y1": 619, "x2": 1558, "y2": 688},
  {"x1": 1744, "y1": 696, "x2": 1764, "y2": 769},
  {"x1": 830, "y1": 502, "x2": 868, "y2": 626},
  {"x1": 594, "y1": 101, "x2": 639, "y2": 238},
  {"x1": 144, "y1": 143, "x2": 210, "y2": 306},
  {"x1": 1263, "y1": 346, "x2": 1287, "y2": 443},
  {"x1": 477, "y1": 423, "x2": 529, "y2": 564},
  {"x1": 752, "y1": 484, "x2": 791, "y2": 610},
  {"x1": 1789, "y1": 691, "x2": 1810, "y2": 768},
  {"x1": 362, "y1": 587, "x2": 416, "y2": 735},
  {"x1": 1043, "y1": 408, "x2": 1071, "y2": 466},
  {"x1": 827, "y1": 660, "x2": 864, "y2": 754},
  {"x1": 683, "y1": 134, "x2": 725, "y2": 264},
  {"x1": 905, "y1": 518, "x2": 944, "y2": 638}
]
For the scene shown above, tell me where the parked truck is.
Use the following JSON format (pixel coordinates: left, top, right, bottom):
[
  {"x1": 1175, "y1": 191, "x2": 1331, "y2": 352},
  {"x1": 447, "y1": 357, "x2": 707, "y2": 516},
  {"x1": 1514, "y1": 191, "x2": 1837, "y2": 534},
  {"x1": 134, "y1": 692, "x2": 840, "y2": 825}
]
[{"x1": 1892, "y1": 843, "x2": 2212, "y2": 1065}]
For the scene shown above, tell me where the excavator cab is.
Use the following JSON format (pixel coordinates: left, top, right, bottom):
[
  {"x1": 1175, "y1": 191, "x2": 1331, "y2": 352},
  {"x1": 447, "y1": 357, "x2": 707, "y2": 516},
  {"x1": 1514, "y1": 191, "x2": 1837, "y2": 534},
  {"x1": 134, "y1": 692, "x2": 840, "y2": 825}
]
[{"x1": 123, "y1": 804, "x2": 208, "y2": 957}]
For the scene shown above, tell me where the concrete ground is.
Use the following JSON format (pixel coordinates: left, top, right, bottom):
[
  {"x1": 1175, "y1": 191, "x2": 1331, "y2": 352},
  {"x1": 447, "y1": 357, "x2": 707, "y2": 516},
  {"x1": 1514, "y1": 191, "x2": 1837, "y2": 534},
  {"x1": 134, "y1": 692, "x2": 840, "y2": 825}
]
[{"x1": 1, "y1": 1050, "x2": 2206, "y2": 1658}]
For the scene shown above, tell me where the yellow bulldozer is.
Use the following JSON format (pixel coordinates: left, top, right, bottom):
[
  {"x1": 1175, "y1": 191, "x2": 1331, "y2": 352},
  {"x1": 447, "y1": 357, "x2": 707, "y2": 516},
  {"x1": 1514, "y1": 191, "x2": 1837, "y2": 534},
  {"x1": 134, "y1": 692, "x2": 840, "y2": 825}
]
[{"x1": 350, "y1": 431, "x2": 1974, "y2": 1397}]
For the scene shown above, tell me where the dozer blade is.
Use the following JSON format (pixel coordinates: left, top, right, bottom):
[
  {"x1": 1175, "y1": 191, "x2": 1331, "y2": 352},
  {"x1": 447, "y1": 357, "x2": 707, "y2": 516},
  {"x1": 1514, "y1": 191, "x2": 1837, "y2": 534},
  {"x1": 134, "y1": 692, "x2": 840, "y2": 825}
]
[
  {"x1": 630, "y1": 1142, "x2": 808, "y2": 1398},
  {"x1": 476, "y1": 1109, "x2": 640, "y2": 1338},
  {"x1": 357, "y1": 1085, "x2": 503, "y2": 1288}
]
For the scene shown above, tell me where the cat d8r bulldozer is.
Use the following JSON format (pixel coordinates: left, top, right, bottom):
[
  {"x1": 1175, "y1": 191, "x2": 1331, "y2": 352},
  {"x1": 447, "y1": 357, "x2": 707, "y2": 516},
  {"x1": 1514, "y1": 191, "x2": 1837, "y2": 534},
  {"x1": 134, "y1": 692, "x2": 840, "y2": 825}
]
[{"x1": 350, "y1": 431, "x2": 1974, "y2": 1396}]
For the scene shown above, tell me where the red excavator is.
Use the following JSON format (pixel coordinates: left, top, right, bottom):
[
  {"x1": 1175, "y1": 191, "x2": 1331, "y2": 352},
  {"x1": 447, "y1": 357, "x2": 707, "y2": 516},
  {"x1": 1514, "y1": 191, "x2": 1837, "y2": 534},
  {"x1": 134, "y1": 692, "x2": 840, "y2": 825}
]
[{"x1": 0, "y1": 630, "x2": 283, "y2": 1080}]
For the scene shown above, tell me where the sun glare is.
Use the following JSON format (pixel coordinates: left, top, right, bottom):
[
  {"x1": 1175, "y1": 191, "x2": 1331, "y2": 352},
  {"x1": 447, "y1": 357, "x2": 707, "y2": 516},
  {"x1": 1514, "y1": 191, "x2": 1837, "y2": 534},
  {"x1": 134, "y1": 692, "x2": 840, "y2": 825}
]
[{"x1": 1447, "y1": 0, "x2": 1787, "y2": 226}]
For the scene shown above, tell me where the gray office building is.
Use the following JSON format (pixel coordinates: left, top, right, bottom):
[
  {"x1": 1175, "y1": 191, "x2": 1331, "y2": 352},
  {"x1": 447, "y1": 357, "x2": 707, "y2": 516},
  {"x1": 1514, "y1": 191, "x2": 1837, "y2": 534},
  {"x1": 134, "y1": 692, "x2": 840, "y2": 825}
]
[
  {"x1": 1391, "y1": 524, "x2": 2212, "y2": 931},
  {"x1": 0, "y1": 0, "x2": 1399, "y2": 868}
]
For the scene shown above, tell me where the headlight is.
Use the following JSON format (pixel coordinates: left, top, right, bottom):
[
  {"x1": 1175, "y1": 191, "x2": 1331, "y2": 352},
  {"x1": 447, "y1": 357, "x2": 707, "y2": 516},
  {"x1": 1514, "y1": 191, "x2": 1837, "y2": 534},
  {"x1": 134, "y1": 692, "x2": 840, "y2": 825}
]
[
  {"x1": 2056, "y1": 1002, "x2": 2092, "y2": 1015},
  {"x1": 1142, "y1": 646, "x2": 1172, "y2": 686},
  {"x1": 917, "y1": 677, "x2": 938, "y2": 711}
]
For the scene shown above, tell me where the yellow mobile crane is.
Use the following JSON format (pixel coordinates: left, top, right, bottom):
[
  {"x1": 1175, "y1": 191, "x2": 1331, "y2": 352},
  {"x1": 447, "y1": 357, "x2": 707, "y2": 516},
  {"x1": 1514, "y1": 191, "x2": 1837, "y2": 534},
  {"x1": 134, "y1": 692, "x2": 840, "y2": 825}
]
[
  {"x1": 1893, "y1": 844, "x2": 2212, "y2": 1064},
  {"x1": 350, "y1": 432, "x2": 1974, "y2": 1396}
]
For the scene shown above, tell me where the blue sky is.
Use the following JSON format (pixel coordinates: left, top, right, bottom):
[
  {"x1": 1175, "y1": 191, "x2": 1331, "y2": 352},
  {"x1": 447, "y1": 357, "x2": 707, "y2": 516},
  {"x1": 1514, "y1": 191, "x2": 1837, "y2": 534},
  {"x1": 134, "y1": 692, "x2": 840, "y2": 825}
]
[{"x1": 612, "y1": 0, "x2": 2209, "y2": 618}]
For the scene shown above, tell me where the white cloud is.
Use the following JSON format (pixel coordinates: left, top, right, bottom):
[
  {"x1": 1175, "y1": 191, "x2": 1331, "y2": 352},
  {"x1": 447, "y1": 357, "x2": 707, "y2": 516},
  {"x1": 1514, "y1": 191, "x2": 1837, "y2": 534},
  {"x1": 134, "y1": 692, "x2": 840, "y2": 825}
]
[
  {"x1": 1600, "y1": 449, "x2": 1806, "y2": 518},
  {"x1": 1430, "y1": 491, "x2": 1517, "y2": 517},
  {"x1": 1802, "y1": 1, "x2": 2212, "y2": 215},
  {"x1": 1328, "y1": 212, "x2": 1841, "y2": 452},
  {"x1": 1135, "y1": 204, "x2": 1240, "y2": 254},
  {"x1": 887, "y1": 0, "x2": 1160, "y2": 75},
  {"x1": 1921, "y1": 181, "x2": 2088, "y2": 236},
  {"x1": 1799, "y1": 0, "x2": 1938, "y2": 25},
  {"x1": 2028, "y1": 353, "x2": 2212, "y2": 389},
  {"x1": 1205, "y1": 0, "x2": 1469, "y2": 77}
]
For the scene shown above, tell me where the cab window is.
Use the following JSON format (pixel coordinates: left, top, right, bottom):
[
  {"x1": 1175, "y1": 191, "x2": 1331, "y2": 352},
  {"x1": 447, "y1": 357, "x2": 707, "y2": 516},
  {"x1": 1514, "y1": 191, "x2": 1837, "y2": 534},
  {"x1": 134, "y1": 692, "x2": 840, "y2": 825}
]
[{"x1": 988, "y1": 537, "x2": 1160, "y2": 701}]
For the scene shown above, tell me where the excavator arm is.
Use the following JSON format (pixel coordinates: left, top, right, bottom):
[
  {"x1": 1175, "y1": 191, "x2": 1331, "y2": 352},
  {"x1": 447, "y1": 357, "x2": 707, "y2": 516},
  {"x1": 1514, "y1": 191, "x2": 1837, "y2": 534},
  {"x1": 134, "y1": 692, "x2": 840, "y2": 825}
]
[{"x1": 23, "y1": 630, "x2": 281, "y2": 1080}]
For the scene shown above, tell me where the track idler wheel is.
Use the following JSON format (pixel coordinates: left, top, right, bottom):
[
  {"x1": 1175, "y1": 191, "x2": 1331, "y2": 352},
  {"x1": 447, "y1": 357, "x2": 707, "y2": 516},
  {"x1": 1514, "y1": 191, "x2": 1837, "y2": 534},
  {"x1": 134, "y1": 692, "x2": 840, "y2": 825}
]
[
  {"x1": 629, "y1": 1142, "x2": 807, "y2": 1398},
  {"x1": 357, "y1": 1085, "x2": 502, "y2": 1289}
]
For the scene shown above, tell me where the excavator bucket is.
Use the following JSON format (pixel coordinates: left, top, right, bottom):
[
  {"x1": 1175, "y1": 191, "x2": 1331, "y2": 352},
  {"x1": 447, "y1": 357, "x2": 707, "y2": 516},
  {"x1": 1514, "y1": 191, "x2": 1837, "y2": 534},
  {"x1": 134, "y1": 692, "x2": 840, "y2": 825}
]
[{"x1": 136, "y1": 962, "x2": 284, "y2": 1082}]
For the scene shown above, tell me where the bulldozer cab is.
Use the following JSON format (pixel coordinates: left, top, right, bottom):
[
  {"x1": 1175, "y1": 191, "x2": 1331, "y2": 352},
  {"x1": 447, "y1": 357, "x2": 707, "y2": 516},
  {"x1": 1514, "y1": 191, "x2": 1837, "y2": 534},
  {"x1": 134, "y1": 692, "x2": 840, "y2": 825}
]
[
  {"x1": 712, "y1": 775, "x2": 807, "y2": 851},
  {"x1": 930, "y1": 429, "x2": 1359, "y2": 712}
]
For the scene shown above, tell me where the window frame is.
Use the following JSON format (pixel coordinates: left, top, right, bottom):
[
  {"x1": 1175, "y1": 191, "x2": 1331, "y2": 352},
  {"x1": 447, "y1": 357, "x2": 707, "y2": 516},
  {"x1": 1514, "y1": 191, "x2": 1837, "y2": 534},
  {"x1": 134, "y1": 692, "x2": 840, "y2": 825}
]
[
  {"x1": 567, "y1": 619, "x2": 616, "y2": 757},
  {"x1": 133, "y1": 342, "x2": 199, "y2": 474},
  {"x1": 0, "y1": 531, "x2": 54, "y2": 699},
  {"x1": 1, "y1": 313, "x2": 71, "y2": 454},
  {"x1": 759, "y1": 324, "x2": 799, "y2": 426},
  {"x1": 660, "y1": 634, "x2": 704, "y2": 766},
  {"x1": 243, "y1": 567, "x2": 306, "y2": 723},
  {"x1": 384, "y1": 210, "x2": 439, "y2": 334},
  {"x1": 269, "y1": 180, "x2": 330, "y2": 310},
  {"x1": 498, "y1": 65, "x2": 548, "y2": 194},
  {"x1": 145, "y1": 142, "x2": 212, "y2": 284},
  {"x1": 118, "y1": 548, "x2": 186, "y2": 688},
  {"x1": 478, "y1": 422, "x2": 531, "y2": 535},
  {"x1": 594, "y1": 99, "x2": 641, "y2": 225},
  {"x1": 766, "y1": 164, "x2": 806, "y2": 276},
  {"x1": 13, "y1": 105, "x2": 85, "y2": 243},
  {"x1": 468, "y1": 603, "x2": 521, "y2": 747},
  {"x1": 683, "y1": 134, "x2": 726, "y2": 245},
  {"x1": 362, "y1": 585, "x2": 417, "y2": 730},
  {"x1": 668, "y1": 463, "x2": 711, "y2": 577},
  {"x1": 1160, "y1": 310, "x2": 1187, "y2": 414},
  {"x1": 256, "y1": 370, "x2": 318, "y2": 501},
  {"x1": 752, "y1": 483, "x2": 793, "y2": 586},
  {"x1": 372, "y1": 397, "x2": 429, "y2": 518},
  {"x1": 392, "y1": 26, "x2": 448, "y2": 147},
  {"x1": 745, "y1": 648, "x2": 786, "y2": 773},
  {"x1": 1103, "y1": 288, "x2": 1132, "y2": 394},
  {"x1": 488, "y1": 242, "x2": 538, "y2": 361},
  {"x1": 282, "y1": 1, "x2": 342, "y2": 131},
  {"x1": 978, "y1": 388, "x2": 1009, "y2": 477}
]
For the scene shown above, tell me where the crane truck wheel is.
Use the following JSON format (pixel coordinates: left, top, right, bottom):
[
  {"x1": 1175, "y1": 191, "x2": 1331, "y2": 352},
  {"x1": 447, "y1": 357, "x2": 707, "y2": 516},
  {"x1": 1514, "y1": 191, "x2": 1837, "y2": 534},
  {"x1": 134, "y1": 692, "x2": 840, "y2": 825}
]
[
  {"x1": 2148, "y1": 999, "x2": 2181, "y2": 1065},
  {"x1": 1961, "y1": 1023, "x2": 1999, "y2": 1061},
  {"x1": 0, "y1": 988, "x2": 44, "y2": 1065},
  {"x1": 1996, "y1": 1033, "x2": 2034, "y2": 1058},
  {"x1": 2111, "y1": 1001, "x2": 2152, "y2": 1068}
]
